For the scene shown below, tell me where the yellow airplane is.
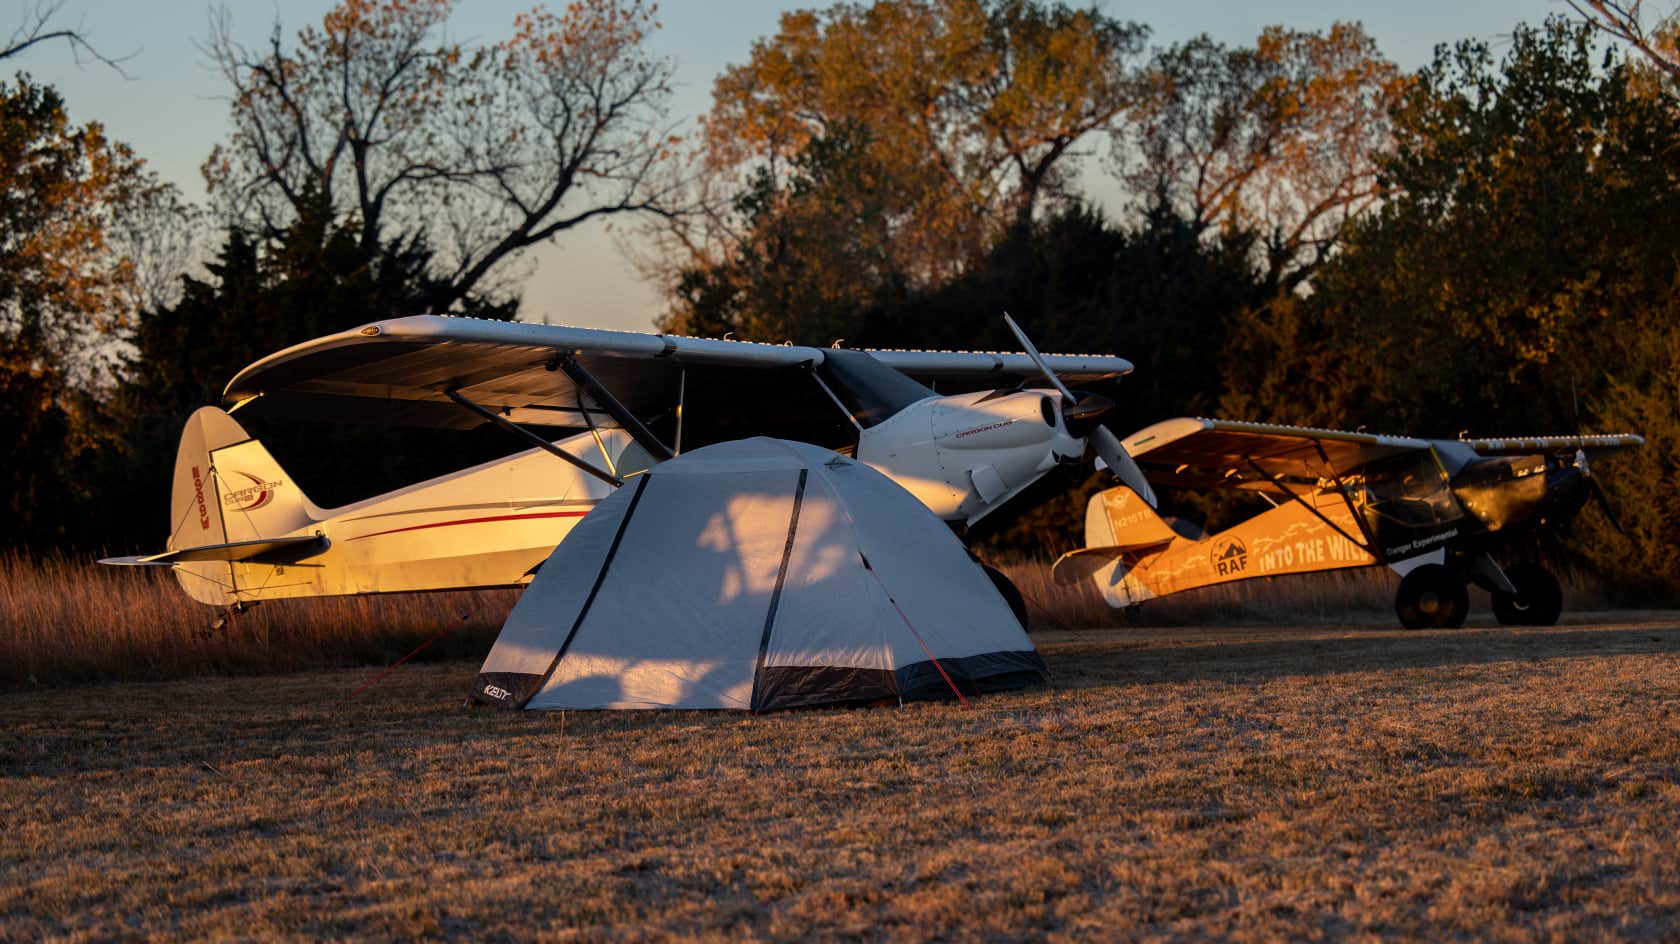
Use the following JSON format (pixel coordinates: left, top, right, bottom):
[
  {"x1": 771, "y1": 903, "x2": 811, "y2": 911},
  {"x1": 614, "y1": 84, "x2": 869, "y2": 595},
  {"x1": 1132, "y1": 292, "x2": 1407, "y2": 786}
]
[{"x1": 1055, "y1": 418, "x2": 1642, "y2": 628}]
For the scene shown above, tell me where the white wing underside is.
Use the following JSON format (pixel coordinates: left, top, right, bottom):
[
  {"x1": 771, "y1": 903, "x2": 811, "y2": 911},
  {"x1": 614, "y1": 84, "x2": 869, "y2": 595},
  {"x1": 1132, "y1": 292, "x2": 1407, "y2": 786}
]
[{"x1": 221, "y1": 315, "x2": 1135, "y2": 432}]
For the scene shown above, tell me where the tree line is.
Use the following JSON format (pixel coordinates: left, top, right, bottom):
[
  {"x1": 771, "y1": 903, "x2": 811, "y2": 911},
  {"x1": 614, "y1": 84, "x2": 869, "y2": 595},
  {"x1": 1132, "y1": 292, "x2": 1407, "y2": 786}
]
[{"x1": 3, "y1": 0, "x2": 1676, "y2": 595}]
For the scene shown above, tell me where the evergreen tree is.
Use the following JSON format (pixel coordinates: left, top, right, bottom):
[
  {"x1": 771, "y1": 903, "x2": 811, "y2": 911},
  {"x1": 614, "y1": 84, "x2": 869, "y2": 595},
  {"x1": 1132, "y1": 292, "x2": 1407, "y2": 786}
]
[{"x1": 86, "y1": 194, "x2": 519, "y2": 550}]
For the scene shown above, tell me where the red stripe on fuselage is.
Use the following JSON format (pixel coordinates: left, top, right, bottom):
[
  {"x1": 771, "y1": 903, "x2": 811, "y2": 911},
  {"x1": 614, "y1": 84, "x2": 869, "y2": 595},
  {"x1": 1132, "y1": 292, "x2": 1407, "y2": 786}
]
[{"x1": 348, "y1": 510, "x2": 592, "y2": 542}]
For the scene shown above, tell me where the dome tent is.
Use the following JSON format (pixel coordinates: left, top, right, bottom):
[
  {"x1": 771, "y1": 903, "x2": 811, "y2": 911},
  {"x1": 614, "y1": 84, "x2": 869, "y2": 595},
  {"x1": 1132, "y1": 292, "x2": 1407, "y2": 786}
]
[{"x1": 470, "y1": 438, "x2": 1043, "y2": 711}]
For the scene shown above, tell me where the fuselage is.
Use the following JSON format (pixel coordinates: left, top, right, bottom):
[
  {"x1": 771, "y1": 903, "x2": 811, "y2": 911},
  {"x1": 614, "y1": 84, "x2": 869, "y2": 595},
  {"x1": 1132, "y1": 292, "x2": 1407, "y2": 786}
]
[
  {"x1": 858, "y1": 389, "x2": 1085, "y2": 524},
  {"x1": 172, "y1": 428, "x2": 647, "y2": 607},
  {"x1": 170, "y1": 383, "x2": 1090, "y2": 607}
]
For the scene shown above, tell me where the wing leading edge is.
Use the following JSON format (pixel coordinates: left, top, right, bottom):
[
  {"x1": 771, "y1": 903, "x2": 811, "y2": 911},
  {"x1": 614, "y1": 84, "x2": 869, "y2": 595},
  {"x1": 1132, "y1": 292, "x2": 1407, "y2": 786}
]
[
  {"x1": 1124, "y1": 419, "x2": 1645, "y2": 492},
  {"x1": 1463, "y1": 434, "x2": 1645, "y2": 458}
]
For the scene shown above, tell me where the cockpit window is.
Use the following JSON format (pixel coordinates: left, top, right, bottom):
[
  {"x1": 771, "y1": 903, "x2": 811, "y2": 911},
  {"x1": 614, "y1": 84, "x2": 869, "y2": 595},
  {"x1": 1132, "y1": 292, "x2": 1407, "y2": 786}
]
[
  {"x1": 1360, "y1": 451, "x2": 1458, "y2": 526},
  {"x1": 1452, "y1": 455, "x2": 1546, "y2": 486},
  {"x1": 815, "y1": 349, "x2": 937, "y2": 427}
]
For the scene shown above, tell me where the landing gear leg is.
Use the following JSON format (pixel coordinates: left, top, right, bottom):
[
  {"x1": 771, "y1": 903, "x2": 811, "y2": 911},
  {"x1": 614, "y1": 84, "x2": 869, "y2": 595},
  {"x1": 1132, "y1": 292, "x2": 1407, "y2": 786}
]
[
  {"x1": 1491, "y1": 563, "x2": 1563, "y2": 626},
  {"x1": 207, "y1": 600, "x2": 258, "y2": 634},
  {"x1": 1395, "y1": 564, "x2": 1468, "y2": 629}
]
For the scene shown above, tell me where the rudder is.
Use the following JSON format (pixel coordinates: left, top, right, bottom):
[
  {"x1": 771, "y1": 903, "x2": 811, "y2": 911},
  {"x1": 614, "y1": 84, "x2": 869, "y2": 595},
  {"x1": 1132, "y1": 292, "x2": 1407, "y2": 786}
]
[
  {"x1": 168, "y1": 407, "x2": 319, "y2": 605},
  {"x1": 1052, "y1": 485, "x2": 1181, "y2": 605},
  {"x1": 1084, "y1": 485, "x2": 1180, "y2": 549}
]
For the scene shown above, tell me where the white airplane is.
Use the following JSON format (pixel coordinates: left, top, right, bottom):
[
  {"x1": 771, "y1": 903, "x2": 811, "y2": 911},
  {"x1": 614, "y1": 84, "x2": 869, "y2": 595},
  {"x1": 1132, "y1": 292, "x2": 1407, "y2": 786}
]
[{"x1": 105, "y1": 314, "x2": 1153, "y2": 618}]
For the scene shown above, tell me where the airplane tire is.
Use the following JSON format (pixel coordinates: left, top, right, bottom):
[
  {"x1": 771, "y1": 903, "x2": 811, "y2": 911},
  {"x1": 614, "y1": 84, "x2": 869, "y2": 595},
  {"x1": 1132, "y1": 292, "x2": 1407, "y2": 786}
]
[
  {"x1": 1395, "y1": 564, "x2": 1469, "y2": 630},
  {"x1": 1491, "y1": 563, "x2": 1563, "y2": 627},
  {"x1": 983, "y1": 564, "x2": 1030, "y2": 631}
]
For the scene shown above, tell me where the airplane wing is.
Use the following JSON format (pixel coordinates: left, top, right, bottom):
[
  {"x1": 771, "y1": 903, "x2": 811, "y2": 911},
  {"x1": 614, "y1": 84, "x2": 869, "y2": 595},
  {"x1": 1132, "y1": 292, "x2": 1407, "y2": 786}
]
[
  {"x1": 1462, "y1": 433, "x2": 1645, "y2": 459},
  {"x1": 221, "y1": 315, "x2": 1133, "y2": 437},
  {"x1": 1120, "y1": 417, "x2": 1433, "y2": 490}
]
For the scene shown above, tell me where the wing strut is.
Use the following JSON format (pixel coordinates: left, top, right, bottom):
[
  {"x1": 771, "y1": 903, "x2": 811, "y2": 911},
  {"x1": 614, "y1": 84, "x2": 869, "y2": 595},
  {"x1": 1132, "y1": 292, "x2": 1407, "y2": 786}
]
[
  {"x1": 1311, "y1": 440, "x2": 1380, "y2": 552},
  {"x1": 553, "y1": 356, "x2": 676, "y2": 462},
  {"x1": 446, "y1": 388, "x2": 623, "y2": 488},
  {"x1": 674, "y1": 368, "x2": 686, "y2": 456}
]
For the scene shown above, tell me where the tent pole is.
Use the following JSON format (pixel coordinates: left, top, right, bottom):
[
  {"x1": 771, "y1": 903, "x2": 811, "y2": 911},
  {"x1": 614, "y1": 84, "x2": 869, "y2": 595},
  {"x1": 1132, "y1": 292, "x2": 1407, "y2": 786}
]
[{"x1": 750, "y1": 470, "x2": 808, "y2": 713}]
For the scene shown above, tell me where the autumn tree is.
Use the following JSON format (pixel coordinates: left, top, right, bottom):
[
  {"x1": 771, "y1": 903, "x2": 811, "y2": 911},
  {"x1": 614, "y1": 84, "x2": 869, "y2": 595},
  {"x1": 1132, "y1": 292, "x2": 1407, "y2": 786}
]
[
  {"x1": 1115, "y1": 23, "x2": 1406, "y2": 291},
  {"x1": 664, "y1": 123, "x2": 916, "y2": 345},
  {"x1": 658, "y1": 0, "x2": 1146, "y2": 342},
  {"x1": 0, "y1": 74, "x2": 168, "y2": 542},
  {"x1": 205, "y1": 0, "x2": 679, "y2": 313}
]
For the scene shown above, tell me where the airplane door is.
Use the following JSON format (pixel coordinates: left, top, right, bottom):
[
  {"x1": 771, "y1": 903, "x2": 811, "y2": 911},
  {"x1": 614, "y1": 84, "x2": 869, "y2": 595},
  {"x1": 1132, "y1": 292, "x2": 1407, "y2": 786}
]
[{"x1": 1358, "y1": 450, "x2": 1467, "y2": 558}]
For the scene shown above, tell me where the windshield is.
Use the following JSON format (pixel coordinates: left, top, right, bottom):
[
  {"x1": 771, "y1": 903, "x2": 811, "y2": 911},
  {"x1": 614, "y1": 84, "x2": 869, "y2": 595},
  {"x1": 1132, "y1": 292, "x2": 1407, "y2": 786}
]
[
  {"x1": 1360, "y1": 451, "x2": 1458, "y2": 526},
  {"x1": 815, "y1": 349, "x2": 936, "y2": 427}
]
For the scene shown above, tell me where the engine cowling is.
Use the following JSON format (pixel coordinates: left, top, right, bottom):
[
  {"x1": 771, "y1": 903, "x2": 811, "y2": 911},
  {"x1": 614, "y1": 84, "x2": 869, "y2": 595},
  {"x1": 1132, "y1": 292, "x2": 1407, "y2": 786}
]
[{"x1": 857, "y1": 390, "x2": 1084, "y2": 524}]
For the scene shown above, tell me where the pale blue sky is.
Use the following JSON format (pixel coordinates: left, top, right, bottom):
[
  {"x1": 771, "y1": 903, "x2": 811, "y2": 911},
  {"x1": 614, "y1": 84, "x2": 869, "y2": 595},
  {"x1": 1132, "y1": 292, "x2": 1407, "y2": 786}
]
[{"x1": 18, "y1": 0, "x2": 1571, "y2": 331}]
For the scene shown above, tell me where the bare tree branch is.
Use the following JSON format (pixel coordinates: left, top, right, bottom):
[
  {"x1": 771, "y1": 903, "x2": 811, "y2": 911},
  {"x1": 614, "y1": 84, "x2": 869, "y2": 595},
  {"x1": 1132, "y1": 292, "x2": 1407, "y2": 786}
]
[
  {"x1": 202, "y1": 0, "x2": 678, "y2": 312},
  {"x1": 1566, "y1": 0, "x2": 1680, "y2": 79},
  {"x1": 3, "y1": 0, "x2": 133, "y2": 75}
]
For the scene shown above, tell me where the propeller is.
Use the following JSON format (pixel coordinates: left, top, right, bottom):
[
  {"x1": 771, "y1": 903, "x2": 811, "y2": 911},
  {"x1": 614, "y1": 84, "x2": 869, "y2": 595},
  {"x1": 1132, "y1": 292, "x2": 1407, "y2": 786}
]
[
  {"x1": 1572, "y1": 446, "x2": 1627, "y2": 536},
  {"x1": 1003, "y1": 314, "x2": 1159, "y2": 508},
  {"x1": 1559, "y1": 374, "x2": 1626, "y2": 534},
  {"x1": 1586, "y1": 476, "x2": 1625, "y2": 535}
]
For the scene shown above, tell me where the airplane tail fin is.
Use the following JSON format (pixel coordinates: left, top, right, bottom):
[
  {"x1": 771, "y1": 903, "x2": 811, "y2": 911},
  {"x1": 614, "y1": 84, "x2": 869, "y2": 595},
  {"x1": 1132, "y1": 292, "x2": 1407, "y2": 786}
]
[
  {"x1": 170, "y1": 406, "x2": 318, "y2": 548},
  {"x1": 162, "y1": 407, "x2": 320, "y2": 605},
  {"x1": 1082, "y1": 484, "x2": 1181, "y2": 550},
  {"x1": 1052, "y1": 485, "x2": 1183, "y2": 606}
]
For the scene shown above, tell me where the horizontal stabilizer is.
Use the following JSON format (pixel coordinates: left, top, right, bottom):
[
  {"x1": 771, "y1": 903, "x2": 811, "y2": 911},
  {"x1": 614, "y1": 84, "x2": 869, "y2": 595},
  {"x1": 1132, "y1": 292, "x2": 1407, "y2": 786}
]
[
  {"x1": 97, "y1": 555, "x2": 176, "y2": 568},
  {"x1": 1052, "y1": 546, "x2": 1130, "y2": 586},
  {"x1": 101, "y1": 534, "x2": 327, "y2": 567}
]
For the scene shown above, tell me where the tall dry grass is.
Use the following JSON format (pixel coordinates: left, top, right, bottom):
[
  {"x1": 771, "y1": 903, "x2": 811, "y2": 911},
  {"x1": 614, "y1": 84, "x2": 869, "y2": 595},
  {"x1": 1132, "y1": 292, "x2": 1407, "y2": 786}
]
[
  {"x1": 3, "y1": 552, "x2": 1612, "y2": 689},
  {"x1": 996, "y1": 557, "x2": 1397, "y2": 628},
  {"x1": 0, "y1": 552, "x2": 515, "y2": 689}
]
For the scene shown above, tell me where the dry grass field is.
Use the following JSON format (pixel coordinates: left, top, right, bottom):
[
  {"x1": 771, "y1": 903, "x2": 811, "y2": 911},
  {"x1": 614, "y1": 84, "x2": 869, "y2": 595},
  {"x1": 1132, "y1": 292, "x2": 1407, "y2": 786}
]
[{"x1": 5, "y1": 612, "x2": 1680, "y2": 940}]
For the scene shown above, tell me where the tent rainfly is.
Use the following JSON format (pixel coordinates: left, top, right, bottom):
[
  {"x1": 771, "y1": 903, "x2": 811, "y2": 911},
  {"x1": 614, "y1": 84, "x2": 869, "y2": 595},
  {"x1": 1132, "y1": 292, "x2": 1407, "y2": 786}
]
[{"x1": 470, "y1": 437, "x2": 1045, "y2": 711}]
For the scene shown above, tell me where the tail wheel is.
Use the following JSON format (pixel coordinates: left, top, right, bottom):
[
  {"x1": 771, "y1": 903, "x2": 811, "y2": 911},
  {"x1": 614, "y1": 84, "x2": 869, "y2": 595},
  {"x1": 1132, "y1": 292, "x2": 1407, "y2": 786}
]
[
  {"x1": 1491, "y1": 563, "x2": 1563, "y2": 627},
  {"x1": 982, "y1": 564, "x2": 1030, "y2": 631},
  {"x1": 1395, "y1": 564, "x2": 1469, "y2": 630}
]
